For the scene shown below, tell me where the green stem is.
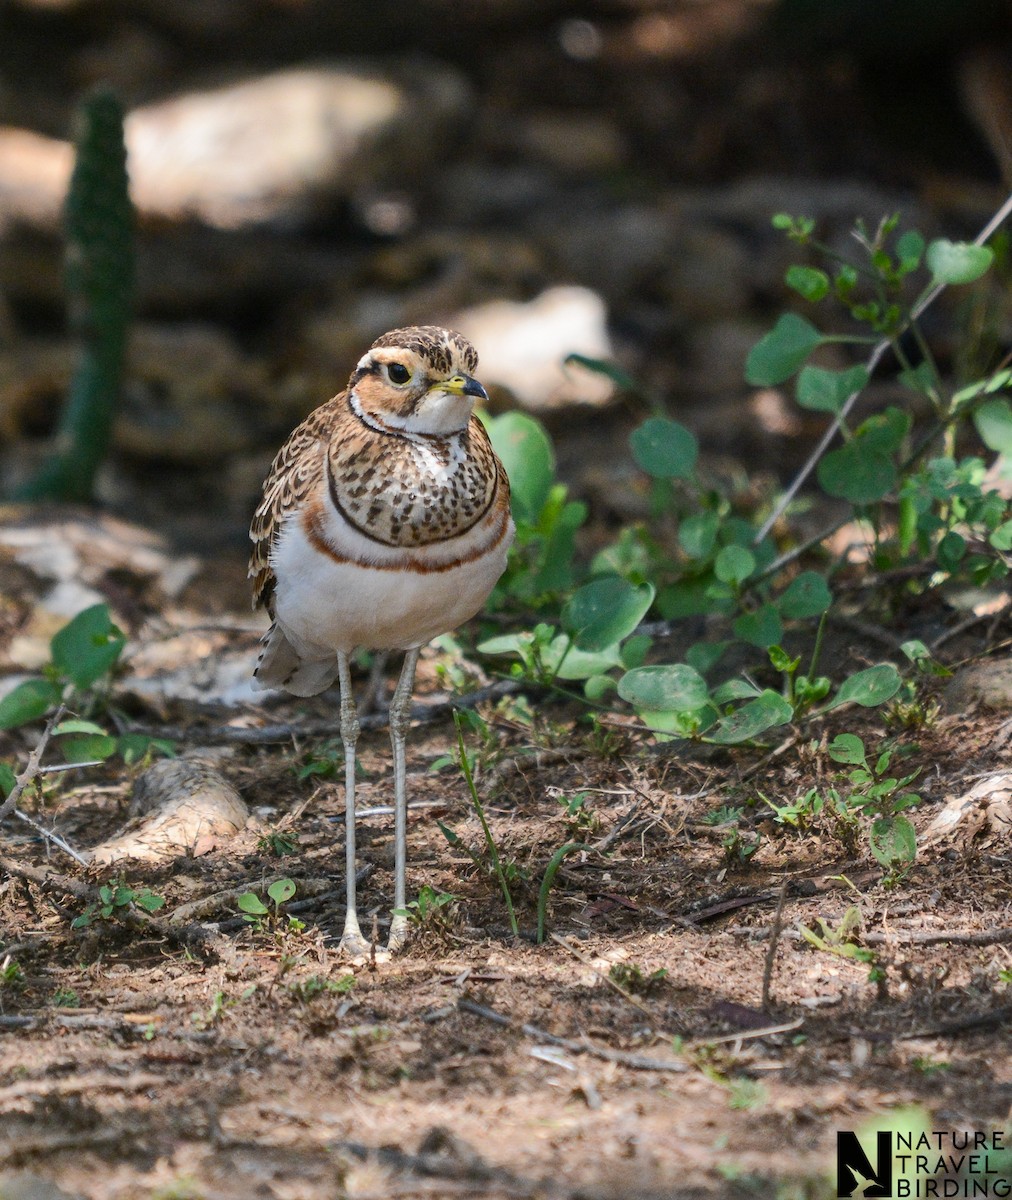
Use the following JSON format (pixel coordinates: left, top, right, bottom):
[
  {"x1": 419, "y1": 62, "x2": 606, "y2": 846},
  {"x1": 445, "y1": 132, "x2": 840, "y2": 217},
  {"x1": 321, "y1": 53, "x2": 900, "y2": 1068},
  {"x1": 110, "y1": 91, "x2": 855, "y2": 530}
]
[{"x1": 454, "y1": 711, "x2": 519, "y2": 939}]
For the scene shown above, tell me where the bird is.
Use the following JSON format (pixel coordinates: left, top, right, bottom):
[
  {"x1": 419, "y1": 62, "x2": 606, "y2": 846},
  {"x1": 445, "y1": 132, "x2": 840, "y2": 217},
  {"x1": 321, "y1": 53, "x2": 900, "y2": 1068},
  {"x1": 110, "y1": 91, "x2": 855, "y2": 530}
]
[{"x1": 249, "y1": 326, "x2": 514, "y2": 957}]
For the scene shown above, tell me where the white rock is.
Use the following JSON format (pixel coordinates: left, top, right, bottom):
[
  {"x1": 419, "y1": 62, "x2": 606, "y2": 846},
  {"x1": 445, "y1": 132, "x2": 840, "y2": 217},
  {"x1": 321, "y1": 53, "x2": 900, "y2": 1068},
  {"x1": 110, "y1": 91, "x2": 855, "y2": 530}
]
[{"x1": 453, "y1": 286, "x2": 615, "y2": 410}]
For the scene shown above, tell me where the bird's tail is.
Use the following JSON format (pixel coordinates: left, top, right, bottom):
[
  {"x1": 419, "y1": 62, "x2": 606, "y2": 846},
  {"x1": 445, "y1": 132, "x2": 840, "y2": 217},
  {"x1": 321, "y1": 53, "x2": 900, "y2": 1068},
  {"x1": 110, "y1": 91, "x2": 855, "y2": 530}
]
[{"x1": 253, "y1": 621, "x2": 341, "y2": 697}]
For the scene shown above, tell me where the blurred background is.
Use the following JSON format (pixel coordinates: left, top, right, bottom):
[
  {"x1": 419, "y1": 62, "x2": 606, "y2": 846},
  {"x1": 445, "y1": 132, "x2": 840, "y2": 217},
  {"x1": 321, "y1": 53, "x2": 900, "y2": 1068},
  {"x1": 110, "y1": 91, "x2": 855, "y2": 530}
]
[{"x1": 1, "y1": 0, "x2": 1010, "y2": 568}]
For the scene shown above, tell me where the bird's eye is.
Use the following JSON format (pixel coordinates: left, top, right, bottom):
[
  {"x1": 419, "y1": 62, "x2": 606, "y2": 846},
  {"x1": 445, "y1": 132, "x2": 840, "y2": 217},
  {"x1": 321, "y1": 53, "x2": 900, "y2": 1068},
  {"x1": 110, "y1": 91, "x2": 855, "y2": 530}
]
[{"x1": 387, "y1": 363, "x2": 411, "y2": 385}]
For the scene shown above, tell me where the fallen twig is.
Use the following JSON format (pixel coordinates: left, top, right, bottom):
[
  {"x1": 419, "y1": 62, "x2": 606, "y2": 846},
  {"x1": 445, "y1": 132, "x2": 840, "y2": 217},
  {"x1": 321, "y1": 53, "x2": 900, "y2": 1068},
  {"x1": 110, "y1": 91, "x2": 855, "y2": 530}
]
[
  {"x1": 457, "y1": 997, "x2": 686, "y2": 1073},
  {"x1": 761, "y1": 881, "x2": 789, "y2": 1013},
  {"x1": 12, "y1": 806, "x2": 89, "y2": 866},
  {"x1": 0, "y1": 704, "x2": 67, "y2": 826}
]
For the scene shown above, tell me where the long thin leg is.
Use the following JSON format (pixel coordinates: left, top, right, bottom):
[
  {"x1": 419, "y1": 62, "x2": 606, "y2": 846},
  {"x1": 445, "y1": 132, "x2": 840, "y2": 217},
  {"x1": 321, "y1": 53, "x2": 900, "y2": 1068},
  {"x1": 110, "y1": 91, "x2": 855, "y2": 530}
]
[
  {"x1": 387, "y1": 646, "x2": 420, "y2": 951},
  {"x1": 336, "y1": 650, "x2": 369, "y2": 957}
]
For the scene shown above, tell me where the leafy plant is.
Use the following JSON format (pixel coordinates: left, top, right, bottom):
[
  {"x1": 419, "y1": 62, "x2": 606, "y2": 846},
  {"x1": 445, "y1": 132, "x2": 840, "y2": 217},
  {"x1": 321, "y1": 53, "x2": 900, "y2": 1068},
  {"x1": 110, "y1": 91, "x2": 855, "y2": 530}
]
[
  {"x1": 800, "y1": 906, "x2": 883, "y2": 987},
  {"x1": 237, "y1": 878, "x2": 298, "y2": 930},
  {"x1": 826, "y1": 734, "x2": 920, "y2": 876},
  {"x1": 485, "y1": 411, "x2": 587, "y2": 604},
  {"x1": 441, "y1": 711, "x2": 521, "y2": 939},
  {"x1": 393, "y1": 885, "x2": 458, "y2": 935},
  {"x1": 0, "y1": 956, "x2": 24, "y2": 988},
  {"x1": 287, "y1": 973, "x2": 355, "y2": 1002},
  {"x1": 0, "y1": 604, "x2": 173, "y2": 771},
  {"x1": 257, "y1": 830, "x2": 300, "y2": 857},
  {"x1": 608, "y1": 962, "x2": 668, "y2": 995},
  {"x1": 72, "y1": 879, "x2": 165, "y2": 929}
]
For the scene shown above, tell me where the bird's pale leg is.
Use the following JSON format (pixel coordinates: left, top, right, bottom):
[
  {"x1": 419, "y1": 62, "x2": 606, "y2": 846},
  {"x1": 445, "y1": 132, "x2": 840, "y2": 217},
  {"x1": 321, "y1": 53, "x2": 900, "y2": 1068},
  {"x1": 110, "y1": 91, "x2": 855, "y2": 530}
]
[
  {"x1": 337, "y1": 651, "x2": 370, "y2": 958},
  {"x1": 387, "y1": 646, "x2": 420, "y2": 952}
]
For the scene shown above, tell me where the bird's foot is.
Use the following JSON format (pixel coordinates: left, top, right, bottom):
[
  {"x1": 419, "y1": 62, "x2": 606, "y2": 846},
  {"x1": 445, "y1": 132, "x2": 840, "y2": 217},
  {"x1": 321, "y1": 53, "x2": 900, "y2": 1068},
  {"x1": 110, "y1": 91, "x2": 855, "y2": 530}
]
[
  {"x1": 387, "y1": 913, "x2": 410, "y2": 954},
  {"x1": 337, "y1": 915, "x2": 376, "y2": 963}
]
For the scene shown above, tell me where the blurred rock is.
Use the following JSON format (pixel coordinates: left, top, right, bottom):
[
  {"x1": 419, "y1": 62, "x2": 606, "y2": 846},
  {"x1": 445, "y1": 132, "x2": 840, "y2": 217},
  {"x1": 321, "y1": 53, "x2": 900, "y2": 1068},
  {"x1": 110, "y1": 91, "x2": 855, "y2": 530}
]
[
  {"x1": 0, "y1": 63, "x2": 469, "y2": 235},
  {"x1": 0, "y1": 1175, "x2": 83, "y2": 1200},
  {"x1": 0, "y1": 510, "x2": 198, "y2": 667},
  {"x1": 0, "y1": 129, "x2": 72, "y2": 233},
  {"x1": 519, "y1": 110, "x2": 627, "y2": 174},
  {"x1": 453, "y1": 285, "x2": 615, "y2": 410},
  {"x1": 126, "y1": 64, "x2": 468, "y2": 230}
]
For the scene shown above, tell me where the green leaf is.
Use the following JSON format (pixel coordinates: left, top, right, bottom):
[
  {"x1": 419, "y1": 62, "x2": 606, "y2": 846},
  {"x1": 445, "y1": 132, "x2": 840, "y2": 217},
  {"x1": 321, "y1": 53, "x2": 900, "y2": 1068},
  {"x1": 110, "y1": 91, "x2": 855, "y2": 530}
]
[
  {"x1": 827, "y1": 733, "x2": 866, "y2": 765},
  {"x1": 267, "y1": 878, "x2": 296, "y2": 906},
  {"x1": 619, "y1": 634, "x2": 652, "y2": 670},
  {"x1": 795, "y1": 364, "x2": 869, "y2": 414},
  {"x1": 974, "y1": 398, "x2": 1012, "y2": 455},
  {"x1": 237, "y1": 893, "x2": 269, "y2": 916},
  {"x1": 825, "y1": 664, "x2": 902, "y2": 711},
  {"x1": 710, "y1": 678, "x2": 762, "y2": 704},
  {"x1": 54, "y1": 718, "x2": 108, "y2": 736},
  {"x1": 899, "y1": 361, "x2": 937, "y2": 397},
  {"x1": 714, "y1": 544, "x2": 755, "y2": 585},
  {"x1": 629, "y1": 417, "x2": 698, "y2": 480},
  {"x1": 135, "y1": 892, "x2": 165, "y2": 913},
  {"x1": 50, "y1": 604, "x2": 126, "y2": 690},
  {"x1": 685, "y1": 640, "x2": 729, "y2": 674},
  {"x1": 0, "y1": 678, "x2": 62, "y2": 731},
  {"x1": 936, "y1": 531, "x2": 965, "y2": 571},
  {"x1": 732, "y1": 604, "x2": 783, "y2": 649},
  {"x1": 60, "y1": 733, "x2": 117, "y2": 763},
  {"x1": 0, "y1": 763, "x2": 15, "y2": 797},
  {"x1": 678, "y1": 512, "x2": 719, "y2": 560},
  {"x1": 563, "y1": 353, "x2": 639, "y2": 392},
  {"x1": 818, "y1": 443, "x2": 896, "y2": 504},
  {"x1": 485, "y1": 411, "x2": 555, "y2": 524},
  {"x1": 617, "y1": 663, "x2": 710, "y2": 713},
  {"x1": 554, "y1": 640, "x2": 624, "y2": 682},
  {"x1": 895, "y1": 229, "x2": 925, "y2": 272},
  {"x1": 925, "y1": 239, "x2": 993, "y2": 286},
  {"x1": 561, "y1": 578, "x2": 654, "y2": 652},
  {"x1": 777, "y1": 571, "x2": 832, "y2": 619},
  {"x1": 869, "y1": 815, "x2": 917, "y2": 867},
  {"x1": 744, "y1": 313, "x2": 823, "y2": 386},
  {"x1": 784, "y1": 265, "x2": 830, "y2": 302},
  {"x1": 990, "y1": 519, "x2": 1012, "y2": 552},
  {"x1": 709, "y1": 690, "x2": 794, "y2": 745}
]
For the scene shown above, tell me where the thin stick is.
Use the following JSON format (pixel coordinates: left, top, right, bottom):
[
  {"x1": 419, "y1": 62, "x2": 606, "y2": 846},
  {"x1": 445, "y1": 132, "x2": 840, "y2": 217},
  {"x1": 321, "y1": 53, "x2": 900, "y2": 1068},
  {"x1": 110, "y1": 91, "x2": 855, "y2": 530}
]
[
  {"x1": 0, "y1": 704, "x2": 67, "y2": 826},
  {"x1": 754, "y1": 190, "x2": 1012, "y2": 546},
  {"x1": 761, "y1": 880, "x2": 789, "y2": 1012},
  {"x1": 457, "y1": 998, "x2": 686, "y2": 1073},
  {"x1": 12, "y1": 808, "x2": 89, "y2": 866}
]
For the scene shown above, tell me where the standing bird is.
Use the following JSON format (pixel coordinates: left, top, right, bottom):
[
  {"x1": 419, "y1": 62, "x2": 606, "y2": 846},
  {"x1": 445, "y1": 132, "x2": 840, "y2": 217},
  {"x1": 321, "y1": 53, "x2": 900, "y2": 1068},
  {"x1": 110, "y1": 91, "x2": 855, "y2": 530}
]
[{"x1": 249, "y1": 327, "x2": 514, "y2": 956}]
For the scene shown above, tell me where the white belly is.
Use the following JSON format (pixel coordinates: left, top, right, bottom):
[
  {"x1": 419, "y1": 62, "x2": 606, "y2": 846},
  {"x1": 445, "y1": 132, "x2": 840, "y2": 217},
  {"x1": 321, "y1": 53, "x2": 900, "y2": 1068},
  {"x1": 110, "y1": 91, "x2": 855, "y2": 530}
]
[{"x1": 270, "y1": 516, "x2": 511, "y2": 655}]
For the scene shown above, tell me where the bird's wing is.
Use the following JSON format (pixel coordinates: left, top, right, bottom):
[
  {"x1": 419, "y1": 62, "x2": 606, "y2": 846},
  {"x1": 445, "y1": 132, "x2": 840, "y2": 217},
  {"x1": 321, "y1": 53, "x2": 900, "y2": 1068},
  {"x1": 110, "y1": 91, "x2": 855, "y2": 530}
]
[{"x1": 248, "y1": 394, "x2": 342, "y2": 612}]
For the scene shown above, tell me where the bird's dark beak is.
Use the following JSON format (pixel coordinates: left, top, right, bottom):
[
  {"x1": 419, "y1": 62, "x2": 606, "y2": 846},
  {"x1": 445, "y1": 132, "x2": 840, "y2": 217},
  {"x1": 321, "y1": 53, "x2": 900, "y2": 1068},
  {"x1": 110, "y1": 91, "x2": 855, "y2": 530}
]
[{"x1": 439, "y1": 373, "x2": 489, "y2": 403}]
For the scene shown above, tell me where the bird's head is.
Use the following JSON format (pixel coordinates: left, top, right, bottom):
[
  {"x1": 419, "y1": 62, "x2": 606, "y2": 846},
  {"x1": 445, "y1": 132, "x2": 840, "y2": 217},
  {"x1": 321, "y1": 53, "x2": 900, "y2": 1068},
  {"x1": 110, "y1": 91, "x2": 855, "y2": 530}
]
[{"x1": 348, "y1": 326, "x2": 487, "y2": 436}]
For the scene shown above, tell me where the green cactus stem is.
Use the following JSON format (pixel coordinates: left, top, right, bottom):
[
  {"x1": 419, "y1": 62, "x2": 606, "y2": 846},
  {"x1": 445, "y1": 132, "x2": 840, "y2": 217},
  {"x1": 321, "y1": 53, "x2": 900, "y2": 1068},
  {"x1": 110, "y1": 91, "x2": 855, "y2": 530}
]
[{"x1": 18, "y1": 88, "x2": 134, "y2": 502}]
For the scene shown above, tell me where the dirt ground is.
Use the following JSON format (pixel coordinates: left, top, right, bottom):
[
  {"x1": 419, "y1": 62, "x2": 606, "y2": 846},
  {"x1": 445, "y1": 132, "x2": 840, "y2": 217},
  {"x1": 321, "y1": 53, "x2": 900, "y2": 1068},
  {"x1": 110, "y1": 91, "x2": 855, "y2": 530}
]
[{"x1": 0, "y1": 546, "x2": 1010, "y2": 1200}]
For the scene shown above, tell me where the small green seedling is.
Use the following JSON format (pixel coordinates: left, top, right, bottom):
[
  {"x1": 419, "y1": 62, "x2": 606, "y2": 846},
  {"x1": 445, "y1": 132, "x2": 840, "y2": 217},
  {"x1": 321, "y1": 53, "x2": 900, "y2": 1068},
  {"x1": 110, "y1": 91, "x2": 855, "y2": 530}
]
[
  {"x1": 257, "y1": 830, "x2": 300, "y2": 857},
  {"x1": 393, "y1": 885, "x2": 458, "y2": 934},
  {"x1": 72, "y1": 879, "x2": 164, "y2": 929},
  {"x1": 287, "y1": 974, "x2": 355, "y2": 1002},
  {"x1": 608, "y1": 962, "x2": 668, "y2": 995}
]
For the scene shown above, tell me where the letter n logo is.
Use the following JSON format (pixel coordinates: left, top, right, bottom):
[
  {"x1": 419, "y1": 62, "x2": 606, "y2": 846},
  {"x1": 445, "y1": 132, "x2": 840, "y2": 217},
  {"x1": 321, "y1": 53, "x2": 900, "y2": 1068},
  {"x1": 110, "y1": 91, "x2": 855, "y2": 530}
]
[{"x1": 837, "y1": 1131, "x2": 893, "y2": 1197}]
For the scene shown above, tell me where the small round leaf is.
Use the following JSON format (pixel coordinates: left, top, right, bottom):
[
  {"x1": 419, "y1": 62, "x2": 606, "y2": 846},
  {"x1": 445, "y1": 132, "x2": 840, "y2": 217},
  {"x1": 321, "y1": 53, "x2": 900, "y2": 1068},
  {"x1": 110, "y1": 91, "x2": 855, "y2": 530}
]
[
  {"x1": 617, "y1": 663, "x2": 709, "y2": 713},
  {"x1": 630, "y1": 417, "x2": 698, "y2": 480},
  {"x1": 926, "y1": 239, "x2": 993, "y2": 286},
  {"x1": 825, "y1": 664, "x2": 901, "y2": 711},
  {"x1": 745, "y1": 313, "x2": 823, "y2": 386},
  {"x1": 562, "y1": 578, "x2": 654, "y2": 652}
]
